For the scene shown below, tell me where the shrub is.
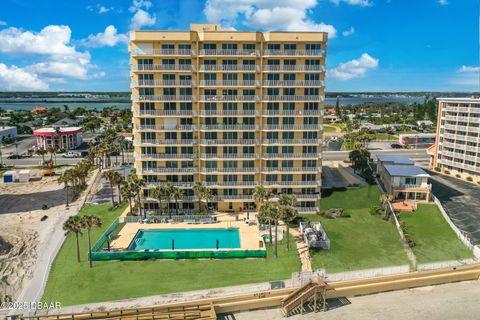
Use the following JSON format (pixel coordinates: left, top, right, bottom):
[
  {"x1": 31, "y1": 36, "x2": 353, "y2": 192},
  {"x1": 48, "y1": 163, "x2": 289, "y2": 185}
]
[
  {"x1": 444, "y1": 170, "x2": 450, "y2": 174},
  {"x1": 340, "y1": 211, "x2": 351, "y2": 218},
  {"x1": 405, "y1": 235, "x2": 416, "y2": 248},
  {"x1": 456, "y1": 174, "x2": 461, "y2": 178},
  {"x1": 466, "y1": 176, "x2": 473, "y2": 182},
  {"x1": 434, "y1": 167, "x2": 441, "y2": 172},
  {"x1": 477, "y1": 181, "x2": 480, "y2": 185},
  {"x1": 368, "y1": 205, "x2": 382, "y2": 216},
  {"x1": 323, "y1": 208, "x2": 344, "y2": 219}
]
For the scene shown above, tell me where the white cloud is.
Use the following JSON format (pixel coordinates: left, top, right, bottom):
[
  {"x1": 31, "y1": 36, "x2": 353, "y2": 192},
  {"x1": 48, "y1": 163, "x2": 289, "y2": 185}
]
[
  {"x1": 129, "y1": 0, "x2": 152, "y2": 12},
  {"x1": 27, "y1": 61, "x2": 90, "y2": 80},
  {"x1": 204, "y1": 0, "x2": 336, "y2": 38},
  {"x1": 98, "y1": 6, "x2": 110, "y2": 13},
  {"x1": 329, "y1": 53, "x2": 379, "y2": 80},
  {"x1": 342, "y1": 26, "x2": 355, "y2": 37},
  {"x1": 0, "y1": 21, "x2": 6, "y2": 26},
  {"x1": 130, "y1": 9, "x2": 156, "y2": 30},
  {"x1": 458, "y1": 65, "x2": 480, "y2": 73},
  {"x1": 330, "y1": 0, "x2": 372, "y2": 6},
  {"x1": 0, "y1": 64, "x2": 49, "y2": 91},
  {"x1": 451, "y1": 65, "x2": 480, "y2": 87},
  {"x1": 438, "y1": 0, "x2": 448, "y2": 5},
  {"x1": 81, "y1": 25, "x2": 129, "y2": 47}
]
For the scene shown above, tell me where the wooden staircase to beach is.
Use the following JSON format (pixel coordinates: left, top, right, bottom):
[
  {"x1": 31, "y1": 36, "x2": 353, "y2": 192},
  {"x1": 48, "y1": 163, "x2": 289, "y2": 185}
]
[{"x1": 281, "y1": 281, "x2": 327, "y2": 317}]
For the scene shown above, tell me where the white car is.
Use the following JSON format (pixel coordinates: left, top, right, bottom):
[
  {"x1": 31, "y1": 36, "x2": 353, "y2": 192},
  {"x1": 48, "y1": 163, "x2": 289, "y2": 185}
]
[{"x1": 62, "y1": 151, "x2": 81, "y2": 158}]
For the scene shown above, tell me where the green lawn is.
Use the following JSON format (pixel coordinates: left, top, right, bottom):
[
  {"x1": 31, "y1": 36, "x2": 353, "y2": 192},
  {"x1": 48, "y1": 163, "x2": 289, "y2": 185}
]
[
  {"x1": 42, "y1": 204, "x2": 300, "y2": 306},
  {"x1": 306, "y1": 186, "x2": 409, "y2": 273},
  {"x1": 399, "y1": 204, "x2": 473, "y2": 264},
  {"x1": 370, "y1": 133, "x2": 398, "y2": 140},
  {"x1": 323, "y1": 125, "x2": 337, "y2": 133}
]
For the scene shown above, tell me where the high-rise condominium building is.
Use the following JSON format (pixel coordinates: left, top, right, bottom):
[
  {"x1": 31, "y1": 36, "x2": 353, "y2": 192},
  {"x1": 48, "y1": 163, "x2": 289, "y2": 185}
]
[
  {"x1": 428, "y1": 97, "x2": 480, "y2": 181},
  {"x1": 130, "y1": 24, "x2": 326, "y2": 215}
]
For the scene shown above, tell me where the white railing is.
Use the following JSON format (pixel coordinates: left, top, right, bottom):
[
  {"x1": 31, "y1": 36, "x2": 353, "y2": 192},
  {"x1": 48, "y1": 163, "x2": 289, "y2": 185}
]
[
  {"x1": 263, "y1": 65, "x2": 325, "y2": 72},
  {"x1": 199, "y1": 49, "x2": 260, "y2": 56},
  {"x1": 204, "y1": 181, "x2": 257, "y2": 187},
  {"x1": 199, "y1": 95, "x2": 259, "y2": 102},
  {"x1": 261, "y1": 110, "x2": 322, "y2": 116},
  {"x1": 131, "y1": 95, "x2": 195, "y2": 102},
  {"x1": 262, "y1": 167, "x2": 319, "y2": 172},
  {"x1": 199, "y1": 80, "x2": 259, "y2": 87},
  {"x1": 295, "y1": 206, "x2": 320, "y2": 213},
  {"x1": 263, "y1": 50, "x2": 325, "y2": 56},
  {"x1": 131, "y1": 64, "x2": 194, "y2": 71},
  {"x1": 200, "y1": 167, "x2": 257, "y2": 173},
  {"x1": 137, "y1": 153, "x2": 195, "y2": 159},
  {"x1": 135, "y1": 110, "x2": 195, "y2": 116},
  {"x1": 131, "y1": 80, "x2": 194, "y2": 87},
  {"x1": 394, "y1": 183, "x2": 432, "y2": 190},
  {"x1": 132, "y1": 49, "x2": 195, "y2": 56},
  {"x1": 199, "y1": 139, "x2": 258, "y2": 145},
  {"x1": 263, "y1": 95, "x2": 324, "y2": 101},
  {"x1": 262, "y1": 80, "x2": 323, "y2": 87},
  {"x1": 326, "y1": 265, "x2": 410, "y2": 282},
  {"x1": 200, "y1": 65, "x2": 258, "y2": 72},
  {"x1": 261, "y1": 153, "x2": 321, "y2": 159},
  {"x1": 199, "y1": 110, "x2": 257, "y2": 116},
  {"x1": 261, "y1": 139, "x2": 322, "y2": 145},
  {"x1": 263, "y1": 181, "x2": 320, "y2": 186},
  {"x1": 215, "y1": 195, "x2": 255, "y2": 200},
  {"x1": 145, "y1": 181, "x2": 194, "y2": 187},
  {"x1": 137, "y1": 167, "x2": 197, "y2": 174},
  {"x1": 200, "y1": 124, "x2": 258, "y2": 131},
  {"x1": 134, "y1": 124, "x2": 196, "y2": 131},
  {"x1": 262, "y1": 124, "x2": 322, "y2": 130},
  {"x1": 136, "y1": 139, "x2": 196, "y2": 145},
  {"x1": 200, "y1": 153, "x2": 257, "y2": 159}
]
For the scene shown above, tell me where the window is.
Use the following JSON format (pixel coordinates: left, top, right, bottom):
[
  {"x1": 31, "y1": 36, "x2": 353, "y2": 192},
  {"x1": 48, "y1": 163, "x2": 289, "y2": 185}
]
[
  {"x1": 283, "y1": 117, "x2": 294, "y2": 125},
  {"x1": 267, "y1": 59, "x2": 280, "y2": 65},
  {"x1": 223, "y1": 73, "x2": 237, "y2": 80},
  {"x1": 267, "y1": 88, "x2": 279, "y2": 95},
  {"x1": 222, "y1": 59, "x2": 238, "y2": 65},
  {"x1": 204, "y1": 59, "x2": 217, "y2": 65},
  {"x1": 284, "y1": 88, "x2": 295, "y2": 96},
  {"x1": 268, "y1": 73, "x2": 280, "y2": 80},
  {"x1": 223, "y1": 132, "x2": 237, "y2": 140},
  {"x1": 303, "y1": 146, "x2": 317, "y2": 153},
  {"x1": 224, "y1": 160, "x2": 237, "y2": 168},
  {"x1": 305, "y1": 73, "x2": 320, "y2": 80},
  {"x1": 304, "y1": 102, "x2": 318, "y2": 110},
  {"x1": 306, "y1": 43, "x2": 321, "y2": 50},
  {"x1": 179, "y1": 44, "x2": 191, "y2": 49},
  {"x1": 282, "y1": 160, "x2": 293, "y2": 167},
  {"x1": 284, "y1": 74, "x2": 296, "y2": 81},
  {"x1": 266, "y1": 160, "x2": 278, "y2": 168},
  {"x1": 139, "y1": 102, "x2": 155, "y2": 110},
  {"x1": 139, "y1": 74, "x2": 154, "y2": 81},
  {"x1": 138, "y1": 59, "x2": 153, "y2": 65},
  {"x1": 243, "y1": 43, "x2": 256, "y2": 50},
  {"x1": 243, "y1": 73, "x2": 255, "y2": 81},
  {"x1": 205, "y1": 102, "x2": 217, "y2": 110},
  {"x1": 205, "y1": 132, "x2": 217, "y2": 139},
  {"x1": 139, "y1": 88, "x2": 154, "y2": 95},
  {"x1": 204, "y1": 43, "x2": 216, "y2": 49},
  {"x1": 179, "y1": 88, "x2": 192, "y2": 95},
  {"x1": 267, "y1": 102, "x2": 280, "y2": 110},
  {"x1": 282, "y1": 146, "x2": 294, "y2": 153},
  {"x1": 283, "y1": 103, "x2": 295, "y2": 110},
  {"x1": 304, "y1": 117, "x2": 318, "y2": 124},
  {"x1": 281, "y1": 174, "x2": 293, "y2": 181},
  {"x1": 267, "y1": 44, "x2": 280, "y2": 50},
  {"x1": 243, "y1": 160, "x2": 254, "y2": 168},
  {"x1": 162, "y1": 59, "x2": 175, "y2": 65},
  {"x1": 284, "y1": 59, "x2": 296, "y2": 65},
  {"x1": 223, "y1": 102, "x2": 238, "y2": 111},
  {"x1": 243, "y1": 59, "x2": 255, "y2": 65},
  {"x1": 163, "y1": 88, "x2": 175, "y2": 95},
  {"x1": 266, "y1": 146, "x2": 278, "y2": 154},
  {"x1": 304, "y1": 88, "x2": 319, "y2": 95},
  {"x1": 243, "y1": 102, "x2": 255, "y2": 110},
  {"x1": 161, "y1": 44, "x2": 174, "y2": 49},
  {"x1": 179, "y1": 59, "x2": 191, "y2": 65},
  {"x1": 282, "y1": 132, "x2": 294, "y2": 139},
  {"x1": 303, "y1": 131, "x2": 317, "y2": 139},
  {"x1": 284, "y1": 44, "x2": 296, "y2": 50},
  {"x1": 180, "y1": 102, "x2": 192, "y2": 110},
  {"x1": 305, "y1": 59, "x2": 320, "y2": 65},
  {"x1": 243, "y1": 132, "x2": 255, "y2": 139},
  {"x1": 222, "y1": 43, "x2": 237, "y2": 49},
  {"x1": 243, "y1": 146, "x2": 254, "y2": 154},
  {"x1": 266, "y1": 132, "x2": 279, "y2": 139},
  {"x1": 164, "y1": 102, "x2": 176, "y2": 110}
]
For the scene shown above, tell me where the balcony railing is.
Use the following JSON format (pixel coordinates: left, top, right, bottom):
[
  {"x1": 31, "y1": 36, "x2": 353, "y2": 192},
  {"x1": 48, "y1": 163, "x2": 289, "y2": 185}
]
[
  {"x1": 261, "y1": 153, "x2": 321, "y2": 159},
  {"x1": 131, "y1": 64, "x2": 195, "y2": 71},
  {"x1": 137, "y1": 167, "x2": 197, "y2": 174},
  {"x1": 262, "y1": 167, "x2": 319, "y2": 173},
  {"x1": 215, "y1": 195, "x2": 255, "y2": 200},
  {"x1": 200, "y1": 124, "x2": 258, "y2": 131},
  {"x1": 137, "y1": 153, "x2": 195, "y2": 159},
  {"x1": 199, "y1": 95, "x2": 259, "y2": 102},
  {"x1": 199, "y1": 139, "x2": 258, "y2": 145},
  {"x1": 263, "y1": 180, "x2": 321, "y2": 186},
  {"x1": 199, "y1": 49, "x2": 260, "y2": 56},
  {"x1": 135, "y1": 139, "x2": 196, "y2": 145},
  {"x1": 134, "y1": 124, "x2": 196, "y2": 131},
  {"x1": 131, "y1": 95, "x2": 195, "y2": 102},
  {"x1": 261, "y1": 110, "x2": 323, "y2": 116},
  {"x1": 204, "y1": 181, "x2": 257, "y2": 187},
  {"x1": 262, "y1": 124, "x2": 322, "y2": 131},
  {"x1": 262, "y1": 80, "x2": 324, "y2": 87},
  {"x1": 131, "y1": 80, "x2": 194, "y2": 87},
  {"x1": 263, "y1": 95, "x2": 324, "y2": 102},
  {"x1": 134, "y1": 110, "x2": 196, "y2": 116},
  {"x1": 145, "y1": 181, "x2": 194, "y2": 188},
  {"x1": 131, "y1": 49, "x2": 195, "y2": 56},
  {"x1": 199, "y1": 110, "x2": 257, "y2": 116},
  {"x1": 200, "y1": 167, "x2": 257, "y2": 173},
  {"x1": 199, "y1": 65, "x2": 259, "y2": 72},
  {"x1": 199, "y1": 80, "x2": 259, "y2": 87},
  {"x1": 263, "y1": 49, "x2": 325, "y2": 56},
  {"x1": 394, "y1": 183, "x2": 432, "y2": 190},
  {"x1": 263, "y1": 65, "x2": 325, "y2": 72},
  {"x1": 296, "y1": 207, "x2": 320, "y2": 213},
  {"x1": 261, "y1": 139, "x2": 322, "y2": 145},
  {"x1": 200, "y1": 153, "x2": 257, "y2": 159}
]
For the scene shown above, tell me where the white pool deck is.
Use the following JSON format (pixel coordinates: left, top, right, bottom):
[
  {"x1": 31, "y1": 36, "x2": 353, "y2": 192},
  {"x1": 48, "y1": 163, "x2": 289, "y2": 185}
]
[{"x1": 110, "y1": 212, "x2": 264, "y2": 251}]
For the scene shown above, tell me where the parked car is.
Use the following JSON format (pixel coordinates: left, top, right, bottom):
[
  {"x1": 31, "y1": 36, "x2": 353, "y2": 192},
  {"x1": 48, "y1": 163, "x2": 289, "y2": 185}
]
[
  {"x1": 390, "y1": 143, "x2": 403, "y2": 149},
  {"x1": 62, "y1": 151, "x2": 81, "y2": 158},
  {"x1": 7, "y1": 154, "x2": 24, "y2": 159}
]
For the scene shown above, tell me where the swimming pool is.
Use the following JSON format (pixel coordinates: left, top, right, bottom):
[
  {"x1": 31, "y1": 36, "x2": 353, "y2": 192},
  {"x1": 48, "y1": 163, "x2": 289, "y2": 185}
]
[{"x1": 128, "y1": 228, "x2": 241, "y2": 250}]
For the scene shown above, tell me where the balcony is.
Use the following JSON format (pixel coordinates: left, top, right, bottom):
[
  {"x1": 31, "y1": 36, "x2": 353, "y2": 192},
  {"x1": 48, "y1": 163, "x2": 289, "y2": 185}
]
[
  {"x1": 263, "y1": 95, "x2": 324, "y2": 102},
  {"x1": 135, "y1": 139, "x2": 196, "y2": 145},
  {"x1": 131, "y1": 49, "x2": 195, "y2": 56},
  {"x1": 137, "y1": 167, "x2": 197, "y2": 174},
  {"x1": 145, "y1": 181, "x2": 194, "y2": 188},
  {"x1": 200, "y1": 167, "x2": 257, "y2": 173},
  {"x1": 263, "y1": 180, "x2": 321, "y2": 186},
  {"x1": 261, "y1": 139, "x2": 322, "y2": 145},
  {"x1": 199, "y1": 95, "x2": 259, "y2": 102},
  {"x1": 261, "y1": 153, "x2": 321, "y2": 159},
  {"x1": 134, "y1": 124, "x2": 196, "y2": 131},
  {"x1": 262, "y1": 80, "x2": 324, "y2": 87},
  {"x1": 204, "y1": 181, "x2": 257, "y2": 187},
  {"x1": 136, "y1": 153, "x2": 195, "y2": 160},
  {"x1": 199, "y1": 49, "x2": 260, "y2": 57},
  {"x1": 200, "y1": 124, "x2": 258, "y2": 131},
  {"x1": 394, "y1": 183, "x2": 432, "y2": 190},
  {"x1": 262, "y1": 167, "x2": 320, "y2": 173},
  {"x1": 199, "y1": 65, "x2": 259, "y2": 72},
  {"x1": 215, "y1": 195, "x2": 255, "y2": 201},
  {"x1": 199, "y1": 139, "x2": 258, "y2": 145},
  {"x1": 199, "y1": 110, "x2": 257, "y2": 116},
  {"x1": 200, "y1": 153, "x2": 257, "y2": 159},
  {"x1": 131, "y1": 95, "x2": 196, "y2": 102},
  {"x1": 261, "y1": 110, "x2": 323, "y2": 116},
  {"x1": 131, "y1": 64, "x2": 195, "y2": 72},
  {"x1": 131, "y1": 80, "x2": 194, "y2": 87},
  {"x1": 263, "y1": 65, "x2": 325, "y2": 72},
  {"x1": 199, "y1": 80, "x2": 259, "y2": 87},
  {"x1": 262, "y1": 124, "x2": 323, "y2": 131},
  {"x1": 142, "y1": 195, "x2": 198, "y2": 202},
  {"x1": 296, "y1": 207, "x2": 320, "y2": 213},
  {"x1": 134, "y1": 110, "x2": 196, "y2": 116},
  {"x1": 263, "y1": 49, "x2": 325, "y2": 57}
]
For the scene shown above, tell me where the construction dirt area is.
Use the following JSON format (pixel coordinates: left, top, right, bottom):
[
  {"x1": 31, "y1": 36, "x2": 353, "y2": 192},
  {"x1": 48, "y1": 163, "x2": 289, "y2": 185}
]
[{"x1": 0, "y1": 176, "x2": 72, "y2": 304}]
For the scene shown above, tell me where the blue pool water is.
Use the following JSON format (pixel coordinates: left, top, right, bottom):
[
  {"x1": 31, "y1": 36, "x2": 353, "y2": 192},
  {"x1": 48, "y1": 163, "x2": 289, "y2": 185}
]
[{"x1": 128, "y1": 228, "x2": 241, "y2": 250}]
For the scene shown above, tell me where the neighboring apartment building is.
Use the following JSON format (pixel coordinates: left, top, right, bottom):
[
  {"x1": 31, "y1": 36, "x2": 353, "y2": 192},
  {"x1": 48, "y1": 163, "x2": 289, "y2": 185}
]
[
  {"x1": 130, "y1": 24, "x2": 326, "y2": 215},
  {"x1": 428, "y1": 97, "x2": 480, "y2": 181},
  {"x1": 377, "y1": 155, "x2": 431, "y2": 203}
]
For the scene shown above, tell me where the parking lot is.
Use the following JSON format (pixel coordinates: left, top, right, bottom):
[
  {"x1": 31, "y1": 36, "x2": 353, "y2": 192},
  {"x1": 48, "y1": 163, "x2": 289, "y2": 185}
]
[{"x1": 429, "y1": 171, "x2": 480, "y2": 246}]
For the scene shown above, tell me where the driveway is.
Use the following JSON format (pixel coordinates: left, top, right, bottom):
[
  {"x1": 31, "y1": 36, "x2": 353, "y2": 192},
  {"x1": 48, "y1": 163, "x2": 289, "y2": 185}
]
[{"x1": 428, "y1": 171, "x2": 480, "y2": 246}]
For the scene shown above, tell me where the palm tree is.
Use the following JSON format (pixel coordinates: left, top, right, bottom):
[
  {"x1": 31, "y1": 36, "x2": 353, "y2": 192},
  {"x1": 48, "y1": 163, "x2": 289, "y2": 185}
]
[
  {"x1": 379, "y1": 193, "x2": 394, "y2": 219},
  {"x1": 259, "y1": 201, "x2": 279, "y2": 255},
  {"x1": 203, "y1": 187, "x2": 213, "y2": 213},
  {"x1": 128, "y1": 170, "x2": 144, "y2": 217},
  {"x1": 254, "y1": 186, "x2": 273, "y2": 244},
  {"x1": 63, "y1": 216, "x2": 85, "y2": 263},
  {"x1": 58, "y1": 170, "x2": 73, "y2": 207},
  {"x1": 171, "y1": 186, "x2": 184, "y2": 216},
  {"x1": 102, "y1": 169, "x2": 118, "y2": 206},
  {"x1": 82, "y1": 215, "x2": 102, "y2": 268},
  {"x1": 112, "y1": 171, "x2": 124, "y2": 204},
  {"x1": 35, "y1": 148, "x2": 47, "y2": 163},
  {"x1": 151, "y1": 185, "x2": 165, "y2": 216},
  {"x1": 193, "y1": 181, "x2": 205, "y2": 213},
  {"x1": 278, "y1": 194, "x2": 297, "y2": 208},
  {"x1": 163, "y1": 183, "x2": 174, "y2": 218},
  {"x1": 280, "y1": 205, "x2": 298, "y2": 251},
  {"x1": 121, "y1": 183, "x2": 135, "y2": 215}
]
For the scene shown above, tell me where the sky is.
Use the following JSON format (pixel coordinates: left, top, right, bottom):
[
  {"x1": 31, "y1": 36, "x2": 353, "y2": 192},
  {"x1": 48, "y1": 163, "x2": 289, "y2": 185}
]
[{"x1": 0, "y1": 0, "x2": 478, "y2": 92}]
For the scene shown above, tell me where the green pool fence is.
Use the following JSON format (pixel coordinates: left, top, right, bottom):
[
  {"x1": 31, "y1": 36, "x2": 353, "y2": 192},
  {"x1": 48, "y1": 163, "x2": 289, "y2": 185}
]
[{"x1": 90, "y1": 217, "x2": 267, "y2": 261}]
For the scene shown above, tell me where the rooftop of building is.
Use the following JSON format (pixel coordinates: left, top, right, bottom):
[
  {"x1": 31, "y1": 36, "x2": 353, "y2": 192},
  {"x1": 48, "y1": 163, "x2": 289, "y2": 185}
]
[
  {"x1": 0, "y1": 126, "x2": 17, "y2": 131},
  {"x1": 384, "y1": 164, "x2": 430, "y2": 178},
  {"x1": 398, "y1": 133, "x2": 436, "y2": 138},
  {"x1": 438, "y1": 97, "x2": 480, "y2": 103},
  {"x1": 377, "y1": 155, "x2": 415, "y2": 165},
  {"x1": 33, "y1": 126, "x2": 83, "y2": 134}
]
